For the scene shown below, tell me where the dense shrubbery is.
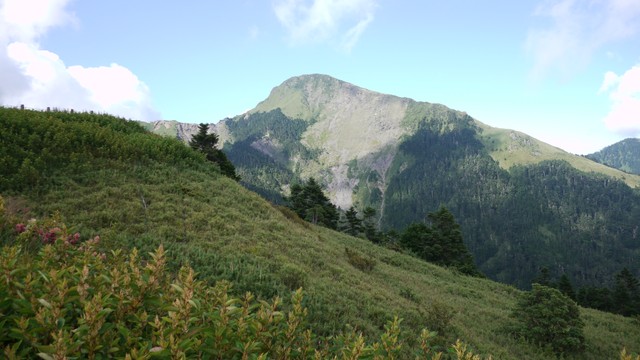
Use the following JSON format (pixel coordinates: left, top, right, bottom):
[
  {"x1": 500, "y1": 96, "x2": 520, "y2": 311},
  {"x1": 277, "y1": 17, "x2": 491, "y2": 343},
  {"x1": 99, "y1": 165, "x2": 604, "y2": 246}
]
[
  {"x1": 510, "y1": 284, "x2": 585, "y2": 355},
  {"x1": 0, "y1": 107, "x2": 214, "y2": 193},
  {"x1": 0, "y1": 210, "x2": 491, "y2": 359},
  {"x1": 400, "y1": 206, "x2": 480, "y2": 276}
]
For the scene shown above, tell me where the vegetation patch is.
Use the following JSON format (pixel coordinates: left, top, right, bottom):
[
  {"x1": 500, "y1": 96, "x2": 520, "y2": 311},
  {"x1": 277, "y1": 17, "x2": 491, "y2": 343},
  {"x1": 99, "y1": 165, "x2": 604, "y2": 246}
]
[{"x1": 345, "y1": 247, "x2": 376, "y2": 272}]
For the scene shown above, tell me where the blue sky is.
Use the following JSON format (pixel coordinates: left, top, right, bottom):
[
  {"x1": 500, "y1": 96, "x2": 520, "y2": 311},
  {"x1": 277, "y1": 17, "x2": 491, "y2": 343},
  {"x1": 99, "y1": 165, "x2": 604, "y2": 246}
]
[{"x1": 1, "y1": 0, "x2": 639, "y2": 154}]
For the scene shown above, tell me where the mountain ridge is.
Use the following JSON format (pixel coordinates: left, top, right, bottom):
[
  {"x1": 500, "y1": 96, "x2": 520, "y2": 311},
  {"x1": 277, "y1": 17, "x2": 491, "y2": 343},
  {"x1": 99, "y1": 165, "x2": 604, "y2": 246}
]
[
  {"x1": 587, "y1": 138, "x2": 640, "y2": 175},
  {"x1": 145, "y1": 74, "x2": 640, "y2": 191},
  {"x1": 144, "y1": 74, "x2": 640, "y2": 288}
]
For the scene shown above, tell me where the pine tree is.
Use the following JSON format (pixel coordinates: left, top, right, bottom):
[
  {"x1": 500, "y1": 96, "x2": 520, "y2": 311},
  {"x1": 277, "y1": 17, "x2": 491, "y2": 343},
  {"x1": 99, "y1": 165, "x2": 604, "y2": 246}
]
[
  {"x1": 557, "y1": 274, "x2": 576, "y2": 300},
  {"x1": 427, "y1": 206, "x2": 479, "y2": 275},
  {"x1": 362, "y1": 206, "x2": 380, "y2": 243},
  {"x1": 400, "y1": 206, "x2": 480, "y2": 276},
  {"x1": 189, "y1": 123, "x2": 240, "y2": 181},
  {"x1": 612, "y1": 268, "x2": 640, "y2": 316},
  {"x1": 532, "y1": 266, "x2": 553, "y2": 287},
  {"x1": 287, "y1": 178, "x2": 338, "y2": 229},
  {"x1": 511, "y1": 284, "x2": 585, "y2": 354},
  {"x1": 344, "y1": 206, "x2": 362, "y2": 236}
]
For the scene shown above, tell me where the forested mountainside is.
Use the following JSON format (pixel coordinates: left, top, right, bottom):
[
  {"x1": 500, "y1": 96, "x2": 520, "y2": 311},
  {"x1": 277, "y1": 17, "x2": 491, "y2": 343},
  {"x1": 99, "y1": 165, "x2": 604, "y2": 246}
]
[
  {"x1": 588, "y1": 138, "x2": 640, "y2": 175},
  {"x1": 147, "y1": 74, "x2": 640, "y2": 289},
  {"x1": 2, "y1": 106, "x2": 640, "y2": 358}
]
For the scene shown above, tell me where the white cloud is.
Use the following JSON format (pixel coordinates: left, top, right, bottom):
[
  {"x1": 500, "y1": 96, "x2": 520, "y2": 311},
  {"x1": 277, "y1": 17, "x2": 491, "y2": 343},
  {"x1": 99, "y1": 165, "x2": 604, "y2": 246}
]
[
  {"x1": 526, "y1": 0, "x2": 640, "y2": 79},
  {"x1": 273, "y1": 0, "x2": 376, "y2": 51},
  {"x1": 0, "y1": 0, "x2": 159, "y2": 120},
  {"x1": 600, "y1": 64, "x2": 640, "y2": 135}
]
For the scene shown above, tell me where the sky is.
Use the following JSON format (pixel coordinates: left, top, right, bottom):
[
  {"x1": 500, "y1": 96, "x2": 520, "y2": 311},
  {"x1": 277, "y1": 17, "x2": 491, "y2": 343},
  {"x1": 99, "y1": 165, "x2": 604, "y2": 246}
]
[{"x1": 1, "y1": 0, "x2": 639, "y2": 154}]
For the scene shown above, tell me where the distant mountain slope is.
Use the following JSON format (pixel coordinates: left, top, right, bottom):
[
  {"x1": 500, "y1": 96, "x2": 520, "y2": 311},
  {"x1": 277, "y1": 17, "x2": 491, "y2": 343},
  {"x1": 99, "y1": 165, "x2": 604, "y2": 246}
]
[
  {"x1": 587, "y1": 138, "x2": 640, "y2": 175},
  {"x1": 2, "y1": 107, "x2": 639, "y2": 358},
  {"x1": 145, "y1": 75, "x2": 640, "y2": 289}
]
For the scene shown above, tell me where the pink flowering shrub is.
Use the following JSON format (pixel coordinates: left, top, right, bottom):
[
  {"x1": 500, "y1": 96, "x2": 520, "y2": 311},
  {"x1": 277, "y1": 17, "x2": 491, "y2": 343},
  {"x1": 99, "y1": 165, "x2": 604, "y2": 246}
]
[{"x1": 15, "y1": 223, "x2": 26, "y2": 234}]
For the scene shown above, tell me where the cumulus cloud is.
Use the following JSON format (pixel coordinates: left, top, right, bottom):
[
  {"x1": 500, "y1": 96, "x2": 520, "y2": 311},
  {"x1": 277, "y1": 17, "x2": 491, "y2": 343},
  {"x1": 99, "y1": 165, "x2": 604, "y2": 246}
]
[
  {"x1": 525, "y1": 0, "x2": 640, "y2": 79},
  {"x1": 599, "y1": 64, "x2": 640, "y2": 135},
  {"x1": 0, "y1": 0, "x2": 159, "y2": 120},
  {"x1": 273, "y1": 0, "x2": 376, "y2": 51}
]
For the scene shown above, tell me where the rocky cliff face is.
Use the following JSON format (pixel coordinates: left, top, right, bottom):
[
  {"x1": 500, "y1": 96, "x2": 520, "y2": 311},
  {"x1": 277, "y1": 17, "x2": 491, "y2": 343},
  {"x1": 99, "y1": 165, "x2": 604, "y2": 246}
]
[{"x1": 141, "y1": 119, "x2": 232, "y2": 148}]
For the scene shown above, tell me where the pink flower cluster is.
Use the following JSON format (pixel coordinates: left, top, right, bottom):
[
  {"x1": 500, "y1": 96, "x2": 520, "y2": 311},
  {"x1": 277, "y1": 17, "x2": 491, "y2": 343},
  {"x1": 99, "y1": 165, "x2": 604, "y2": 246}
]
[
  {"x1": 38, "y1": 227, "x2": 61, "y2": 244},
  {"x1": 15, "y1": 223, "x2": 26, "y2": 233},
  {"x1": 68, "y1": 232, "x2": 80, "y2": 245},
  {"x1": 15, "y1": 222, "x2": 81, "y2": 245}
]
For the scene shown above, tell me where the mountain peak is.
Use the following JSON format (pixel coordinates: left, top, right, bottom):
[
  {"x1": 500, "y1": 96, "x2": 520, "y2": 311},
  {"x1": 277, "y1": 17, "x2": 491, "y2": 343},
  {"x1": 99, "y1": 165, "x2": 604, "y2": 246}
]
[
  {"x1": 253, "y1": 74, "x2": 400, "y2": 122},
  {"x1": 252, "y1": 74, "x2": 414, "y2": 168}
]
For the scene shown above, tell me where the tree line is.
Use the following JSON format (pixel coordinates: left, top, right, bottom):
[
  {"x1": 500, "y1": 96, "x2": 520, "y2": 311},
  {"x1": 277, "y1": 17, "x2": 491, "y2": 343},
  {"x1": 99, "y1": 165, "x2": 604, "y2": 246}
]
[
  {"x1": 287, "y1": 178, "x2": 481, "y2": 276},
  {"x1": 534, "y1": 266, "x2": 640, "y2": 317}
]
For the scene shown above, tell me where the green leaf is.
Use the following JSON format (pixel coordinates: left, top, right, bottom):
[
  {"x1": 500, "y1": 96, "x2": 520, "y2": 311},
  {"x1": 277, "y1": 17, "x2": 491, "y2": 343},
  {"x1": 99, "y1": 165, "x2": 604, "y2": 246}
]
[
  {"x1": 37, "y1": 353, "x2": 55, "y2": 360},
  {"x1": 37, "y1": 298, "x2": 52, "y2": 309}
]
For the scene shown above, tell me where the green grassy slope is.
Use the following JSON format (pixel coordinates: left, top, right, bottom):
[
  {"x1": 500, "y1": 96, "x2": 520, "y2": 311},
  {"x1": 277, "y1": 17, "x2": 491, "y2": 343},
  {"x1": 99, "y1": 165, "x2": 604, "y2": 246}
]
[
  {"x1": 479, "y1": 124, "x2": 640, "y2": 188},
  {"x1": 1, "y1": 107, "x2": 639, "y2": 359}
]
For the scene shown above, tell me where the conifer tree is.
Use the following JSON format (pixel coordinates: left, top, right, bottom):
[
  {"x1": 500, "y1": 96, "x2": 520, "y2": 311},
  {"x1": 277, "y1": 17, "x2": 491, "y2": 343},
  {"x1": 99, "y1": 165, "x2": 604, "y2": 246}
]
[
  {"x1": 189, "y1": 123, "x2": 239, "y2": 181},
  {"x1": 613, "y1": 268, "x2": 640, "y2": 316},
  {"x1": 532, "y1": 266, "x2": 553, "y2": 287},
  {"x1": 511, "y1": 284, "x2": 585, "y2": 355},
  {"x1": 557, "y1": 274, "x2": 576, "y2": 300},
  {"x1": 344, "y1": 206, "x2": 362, "y2": 236},
  {"x1": 362, "y1": 206, "x2": 380, "y2": 243},
  {"x1": 400, "y1": 206, "x2": 480, "y2": 276},
  {"x1": 287, "y1": 178, "x2": 338, "y2": 229}
]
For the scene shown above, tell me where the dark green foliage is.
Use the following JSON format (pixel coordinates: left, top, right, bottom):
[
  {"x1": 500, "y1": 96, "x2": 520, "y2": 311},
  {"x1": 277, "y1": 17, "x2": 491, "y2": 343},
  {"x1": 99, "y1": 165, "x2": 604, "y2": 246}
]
[
  {"x1": 226, "y1": 138, "x2": 299, "y2": 202},
  {"x1": 557, "y1": 274, "x2": 576, "y2": 300},
  {"x1": 384, "y1": 125, "x2": 640, "y2": 288},
  {"x1": 532, "y1": 266, "x2": 553, "y2": 287},
  {"x1": 612, "y1": 268, "x2": 640, "y2": 316},
  {"x1": 587, "y1": 138, "x2": 640, "y2": 174},
  {"x1": 288, "y1": 178, "x2": 339, "y2": 229},
  {"x1": 189, "y1": 123, "x2": 239, "y2": 181},
  {"x1": 224, "y1": 109, "x2": 313, "y2": 200},
  {"x1": 362, "y1": 206, "x2": 381, "y2": 243},
  {"x1": 400, "y1": 206, "x2": 479, "y2": 275},
  {"x1": 577, "y1": 286, "x2": 612, "y2": 312},
  {"x1": 511, "y1": 284, "x2": 585, "y2": 355},
  {"x1": 343, "y1": 206, "x2": 363, "y2": 236}
]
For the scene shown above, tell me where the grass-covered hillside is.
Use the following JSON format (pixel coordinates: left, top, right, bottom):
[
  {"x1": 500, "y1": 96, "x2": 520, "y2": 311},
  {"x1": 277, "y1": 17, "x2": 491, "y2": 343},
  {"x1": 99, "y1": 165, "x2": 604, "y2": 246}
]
[
  {"x1": 206, "y1": 75, "x2": 640, "y2": 290},
  {"x1": 1, "y1": 107, "x2": 639, "y2": 359}
]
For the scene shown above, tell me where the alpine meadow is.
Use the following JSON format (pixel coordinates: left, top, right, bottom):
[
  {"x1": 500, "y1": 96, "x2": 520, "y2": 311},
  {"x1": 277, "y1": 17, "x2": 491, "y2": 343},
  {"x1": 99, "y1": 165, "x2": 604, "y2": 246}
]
[{"x1": 2, "y1": 74, "x2": 640, "y2": 358}]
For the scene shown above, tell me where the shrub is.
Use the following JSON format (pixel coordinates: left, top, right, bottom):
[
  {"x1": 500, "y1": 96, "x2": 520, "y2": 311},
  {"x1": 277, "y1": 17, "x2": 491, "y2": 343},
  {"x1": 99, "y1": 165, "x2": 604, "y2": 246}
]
[
  {"x1": 510, "y1": 284, "x2": 585, "y2": 355},
  {"x1": 279, "y1": 262, "x2": 307, "y2": 290},
  {"x1": 426, "y1": 300, "x2": 456, "y2": 336},
  {"x1": 345, "y1": 247, "x2": 376, "y2": 272},
  {"x1": 0, "y1": 216, "x2": 493, "y2": 359},
  {"x1": 400, "y1": 287, "x2": 418, "y2": 302}
]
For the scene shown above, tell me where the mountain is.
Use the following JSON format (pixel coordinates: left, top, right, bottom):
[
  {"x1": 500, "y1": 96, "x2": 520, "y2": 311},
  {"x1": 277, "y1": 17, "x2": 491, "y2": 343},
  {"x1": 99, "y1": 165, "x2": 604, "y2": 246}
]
[
  {"x1": 146, "y1": 74, "x2": 640, "y2": 290},
  {"x1": 587, "y1": 138, "x2": 640, "y2": 175},
  {"x1": 2, "y1": 107, "x2": 639, "y2": 358}
]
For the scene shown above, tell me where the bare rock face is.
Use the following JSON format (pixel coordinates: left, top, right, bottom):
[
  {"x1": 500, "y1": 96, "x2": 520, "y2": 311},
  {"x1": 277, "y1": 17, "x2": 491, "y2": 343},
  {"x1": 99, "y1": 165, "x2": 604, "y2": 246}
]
[{"x1": 143, "y1": 120, "x2": 232, "y2": 149}]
